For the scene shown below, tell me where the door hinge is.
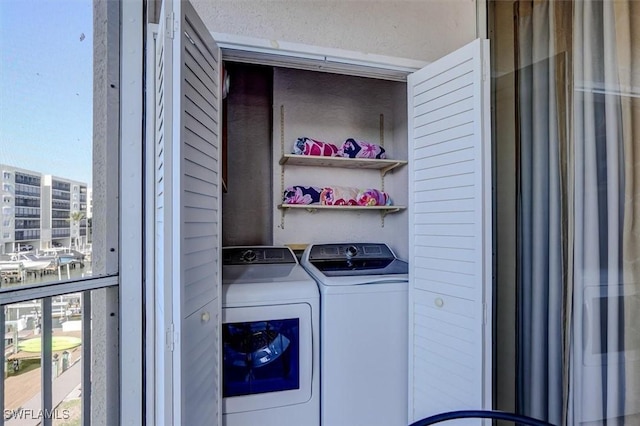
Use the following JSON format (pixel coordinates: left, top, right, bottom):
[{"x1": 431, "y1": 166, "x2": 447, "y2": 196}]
[
  {"x1": 482, "y1": 302, "x2": 487, "y2": 325},
  {"x1": 166, "y1": 323, "x2": 175, "y2": 352},
  {"x1": 481, "y1": 64, "x2": 488, "y2": 82},
  {"x1": 165, "y1": 11, "x2": 176, "y2": 39}
]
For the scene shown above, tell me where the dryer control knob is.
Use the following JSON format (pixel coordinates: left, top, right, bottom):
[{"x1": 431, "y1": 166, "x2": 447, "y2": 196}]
[
  {"x1": 241, "y1": 250, "x2": 257, "y2": 262},
  {"x1": 345, "y1": 245, "x2": 358, "y2": 258}
]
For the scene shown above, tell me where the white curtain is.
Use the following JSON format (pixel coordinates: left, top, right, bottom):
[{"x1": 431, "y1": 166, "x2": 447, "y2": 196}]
[
  {"x1": 569, "y1": 1, "x2": 640, "y2": 424},
  {"x1": 515, "y1": 1, "x2": 640, "y2": 424},
  {"x1": 516, "y1": 2, "x2": 564, "y2": 424},
  {"x1": 569, "y1": 0, "x2": 625, "y2": 423}
]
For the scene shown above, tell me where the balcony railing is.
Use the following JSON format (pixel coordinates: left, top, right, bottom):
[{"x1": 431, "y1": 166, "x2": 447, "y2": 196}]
[
  {"x1": 14, "y1": 175, "x2": 41, "y2": 186},
  {"x1": 15, "y1": 231, "x2": 40, "y2": 240},
  {"x1": 52, "y1": 182, "x2": 71, "y2": 191},
  {"x1": 14, "y1": 225, "x2": 40, "y2": 230},
  {"x1": 1, "y1": 282, "x2": 115, "y2": 426},
  {"x1": 52, "y1": 192, "x2": 71, "y2": 201},
  {"x1": 14, "y1": 190, "x2": 41, "y2": 197},
  {"x1": 15, "y1": 199, "x2": 40, "y2": 208},
  {"x1": 14, "y1": 213, "x2": 40, "y2": 219}
]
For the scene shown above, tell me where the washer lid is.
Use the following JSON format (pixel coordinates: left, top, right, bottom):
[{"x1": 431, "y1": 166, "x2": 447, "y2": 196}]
[
  {"x1": 223, "y1": 261, "x2": 319, "y2": 304},
  {"x1": 222, "y1": 263, "x2": 314, "y2": 285}
]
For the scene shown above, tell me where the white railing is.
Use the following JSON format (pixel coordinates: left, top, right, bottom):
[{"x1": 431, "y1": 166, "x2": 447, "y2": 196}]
[{"x1": 1, "y1": 276, "x2": 117, "y2": 426}]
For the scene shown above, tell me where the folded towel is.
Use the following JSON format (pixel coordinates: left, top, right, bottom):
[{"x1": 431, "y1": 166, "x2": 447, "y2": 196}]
[
  {"x1": 320, "y1": 186, "x2": 360, "y2": 206},
  {"x1": 338, "y1": 138, "x2": 386, "y2": 159},
  {"x1": 283, "y1": 185, "x2": 323, "y2": 205},
  {"x1": 293, "y1": 137, "x2": 339, "y2": 157},
  {"x1": 356, "y1": 188, "x2": 392, "y2": 206},
  {"x1": 284, "y1": 185, "x2": 393, "y2": 207}
]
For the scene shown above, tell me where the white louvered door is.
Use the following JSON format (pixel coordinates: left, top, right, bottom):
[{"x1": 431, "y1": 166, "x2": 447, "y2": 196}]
[
  {"x1": 154, "y1": 1, "x2": 222, "y2": 425},
  {"x1": 407, "y1": 39, "x2": 492, "y2": 424},
  {"x1": 154, "y1": 7, "x2": 173, "y2": 425}
]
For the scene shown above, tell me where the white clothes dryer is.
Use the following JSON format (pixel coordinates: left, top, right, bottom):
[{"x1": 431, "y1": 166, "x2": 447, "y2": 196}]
[
  {"x1": 301, "y1": 243, "x2": 409, "y2": 426},
  {"x1": 222, "y1": 246, "x2": 319, "y2": 426}
]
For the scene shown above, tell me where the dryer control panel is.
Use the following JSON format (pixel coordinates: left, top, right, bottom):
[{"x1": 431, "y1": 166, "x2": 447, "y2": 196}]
[{"x1": 223, "y1": 246, "x2": 297, "y2": 265}]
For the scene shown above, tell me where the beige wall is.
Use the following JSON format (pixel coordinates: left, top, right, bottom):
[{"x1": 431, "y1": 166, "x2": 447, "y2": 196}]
[{"x1": 192, "y1": 0, "x2": 478, "y2": 62}]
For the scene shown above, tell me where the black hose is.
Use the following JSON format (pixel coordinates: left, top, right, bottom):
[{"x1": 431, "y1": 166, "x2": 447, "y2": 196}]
[{"x1": 409, "y1": 410, "x2": 557, "y2": 426}]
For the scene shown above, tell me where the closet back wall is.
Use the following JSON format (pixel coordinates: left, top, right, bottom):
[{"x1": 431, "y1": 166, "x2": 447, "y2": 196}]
[
  {"x1": 222, "y1": 63, "x2": 273, "y2": 246},
  {"x1": 272, "y1": 68, "x2": 409, "y2": 258}
]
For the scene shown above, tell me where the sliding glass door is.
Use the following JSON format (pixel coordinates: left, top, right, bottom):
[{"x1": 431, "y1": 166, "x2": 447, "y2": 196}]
[{"x1": 491, "y1": 1, "x2": 640, "y2": 424}]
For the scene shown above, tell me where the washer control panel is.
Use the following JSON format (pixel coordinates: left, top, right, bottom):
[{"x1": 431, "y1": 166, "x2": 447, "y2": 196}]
[{"x1": 307, "y1": 243, "x2": 395, "y2": 261}]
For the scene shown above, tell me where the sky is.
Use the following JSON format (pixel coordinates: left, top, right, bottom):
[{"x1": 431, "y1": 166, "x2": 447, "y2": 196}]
[{"x1": 0, "y1": 0, "x2": 93, "y2": 185}]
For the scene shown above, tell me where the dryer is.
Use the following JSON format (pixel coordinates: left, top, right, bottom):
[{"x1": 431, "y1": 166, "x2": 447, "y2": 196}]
[
  {"x1": 222, "y1": 246, "x2": 319, "y2": 426},
  {"x1": 300, "y1": 243, "x2": 409, "y2": 426}
]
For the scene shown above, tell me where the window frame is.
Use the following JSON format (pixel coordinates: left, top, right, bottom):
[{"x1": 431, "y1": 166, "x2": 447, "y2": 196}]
[
  {"x1": 0, "y1": 0, "x2": 144, "y2": 423},
  {"x1": 119, "y1": 0, "x2": 144, "y2": 423}
]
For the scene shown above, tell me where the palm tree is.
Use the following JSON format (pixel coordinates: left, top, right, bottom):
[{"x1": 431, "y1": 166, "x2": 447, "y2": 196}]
[
  {"x1": 68, "y1": 211, "x2": 86, "y2": 224},
  {"x1": 68, "y1": 211, "x2": 86, "y2": 247}
]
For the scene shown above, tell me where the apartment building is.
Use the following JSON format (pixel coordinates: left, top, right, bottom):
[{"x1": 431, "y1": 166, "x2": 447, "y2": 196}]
[
  {"x1": 0, "y1": 164, "x2": 89, "y2": 254},
  {"x1": 1, "y1": 165, "x2": 42, "y2": 254}
]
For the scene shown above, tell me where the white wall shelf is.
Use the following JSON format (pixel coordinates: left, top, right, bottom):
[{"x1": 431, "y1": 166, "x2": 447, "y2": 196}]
[
  {"x1": 279, "y1": 154, "x2": 407, "y2": 177},
  {"x1": 278, "y1": 109, "x2": 406, "y2": 229},
  {"x1": 278, "y1": 203, "x2": 405, "y2": 219}
]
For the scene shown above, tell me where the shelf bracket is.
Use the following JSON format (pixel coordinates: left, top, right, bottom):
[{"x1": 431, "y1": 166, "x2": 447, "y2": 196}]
[
  {"x1": 380, "y1": 207, "x2": 400, "y2": 228},
  {"x1": 380, "y1": 161, "x2": 401, "y2": 178}
]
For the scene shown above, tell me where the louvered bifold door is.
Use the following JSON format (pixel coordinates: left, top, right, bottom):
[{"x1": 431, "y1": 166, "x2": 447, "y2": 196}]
[
  {"x1": 153, "y1": 4, "x2": 175, "y2": 425},
  {"x1": 175, "y1": 2, "x2": 222, "y2": 426},
  {"x1": 407, "y1": 39, "x2": 492, "y2": 425},
  {"x1": 155, "y1": 1, "x2": 222, "y2": 425}
]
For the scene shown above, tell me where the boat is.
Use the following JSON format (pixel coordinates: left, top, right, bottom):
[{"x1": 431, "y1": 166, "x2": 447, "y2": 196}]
[
  {"x1": 0, "y1": 261, "x2": 26, "y2": 282},
  {"x1": 10, "y1": 253, "x2": 57, "y2": 272}
]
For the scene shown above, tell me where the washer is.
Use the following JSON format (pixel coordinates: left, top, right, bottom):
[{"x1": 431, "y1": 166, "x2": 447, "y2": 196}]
[
  {"x1": 300, "y1": 243, "x2": 409, "y2": 426},
  {"x1": 222, "y1": 246, "x2": 319, "y2": 426}
]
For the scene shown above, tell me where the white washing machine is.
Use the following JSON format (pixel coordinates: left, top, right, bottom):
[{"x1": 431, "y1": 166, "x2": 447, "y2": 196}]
[
  {"x1": 300, "y1": 243, "x2": 409, "y2": 426},
  {"x1": 222, "y1": 246, "x2": 319, "y2": 426}
]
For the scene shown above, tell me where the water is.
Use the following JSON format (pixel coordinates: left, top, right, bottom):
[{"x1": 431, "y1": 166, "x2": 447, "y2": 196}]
[{"x1": 0, "y1": 262, "x2": 92, "y2": 291}]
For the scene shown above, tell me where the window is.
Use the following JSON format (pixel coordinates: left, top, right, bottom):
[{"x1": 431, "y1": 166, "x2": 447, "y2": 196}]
[{"x1": 0, "y1": 0, "x2": 142, "y2": 423}]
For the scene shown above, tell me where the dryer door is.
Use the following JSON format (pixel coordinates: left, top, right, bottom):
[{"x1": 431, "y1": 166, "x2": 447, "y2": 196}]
[{"x1": 222, "y1": 303, "x2": 313, "y2": 413}]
